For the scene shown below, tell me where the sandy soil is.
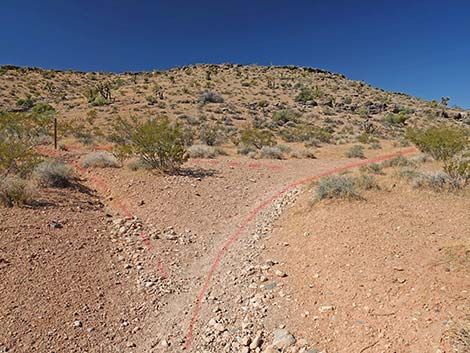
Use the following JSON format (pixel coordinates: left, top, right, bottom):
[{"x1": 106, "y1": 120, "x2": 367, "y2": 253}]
[
  {"x1": 1, "y1": 144, "x2": 469, "y2": 353},
  {"x1": 261, "y1": 184, "x2": 470, "y2": 352}
]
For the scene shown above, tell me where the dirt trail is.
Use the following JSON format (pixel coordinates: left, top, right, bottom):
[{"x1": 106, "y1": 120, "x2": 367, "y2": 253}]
[
  {"x1": 4, "y1": 146, "x2": 444, "y2": 353},
  {"x1": 78, "y1": 148, "x2": 417, "y2": 352},
  {"x1": 93, "y1": 156, "x2": 356, "y2": 352}
]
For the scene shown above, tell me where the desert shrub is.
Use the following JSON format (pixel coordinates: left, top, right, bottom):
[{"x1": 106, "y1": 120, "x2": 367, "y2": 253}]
[
  {"x1": 81, "y1": 151, "x2": 120, "y2": 168},
  {"x1": 239, "y1": 127, "x2": 276, "y2": 150},
  {"x1": 237, "y1": 145, "x2": 256, "y2": 156},
  {"x1": 381, "y1": 155, "x2": 415, "y2": 168},
  {"x1": 32, "y1": 103, "x2": 55, "y2": 117},
  {"x1": 16, "y1": 95, "x2": 35, "y2": 111},
  {"x1": 410, "y1": 154, "x2": 433, "y2": 164},
  {"x1": 315, "y1": 175, "x2": 360, "y2": 200},
  {"x1": 345, "y1": 145, "x2": 365, "y2": 158},
  {"x1": 91, "y1": 96, "x2": 109, "y2": 106},
  {"x1": 131, "y1": 118, "x2": 188, "y2": 172},
  {"x1": 383, "y1": 112, "x2": 408, "y2": 125},
  {"x1": 444, "y1": 151, "x2": 470, "y2": 187},
  {"x1": 127, "y1": 158, "x2": 152, "y2": 171},
  {"x1": 0, "y1": 177, "x2": 36, "y2": 207},
  {"x1": 411, "y1": 171, "x2": 455, "y2": 191},
  {"x1": 258, "y1": 100, "x2": 269, "y2": 108},
  {"x1": 0, "y1": 112, "x2": 46, "y2": 178},
  {"x1": 359, "y1": 163, "x2": 383, "y2": 174},
  {"x1": 281, "y1": 125, "x2": 332, "y2": 144},
  {"x1": 369, "y1": 142, "x2": 382, "y2": 150},
  {"x1": 199, "y1": 91, "x2": 224, "y2": 104},
  {"x1": 259, "y1": 146, "x2": 283, "y2": 159},
  {"x1": 83, "y1": 82, "x2": 113, "y2": 106},
  {"x1": 146, "y1": 95, "x2": 157, "y2": 105},
  {"x1": 188, "y1": 144, "x2": 222, "y2": 159},
  {"x1": 34, "y1": 160, "x2": 74, "y2": 187},
  {"x1": 272, "y1": 109, "x2": 300, "y2": 125},
  {"x1": 277, "y1": 145, "x2": 291, "y2": 153},
  {"x1": 290, "y1": 149, "x2": 316, "y2": 159},
  {"x1": 181, "y1": 126, "x2": 195, "y2": 146},
  {"x1": 294, "y1": 87, "x2": 317, "y2": 104},
  {"x1": 357, "y1": 133, "x2": 378, "y2": 144},
  {"x1": 406, "y1": 125, "x2": 468, "y2": 160},
  {"x1": 199, "y1": 124, "x2": 223, "y2": 146},
  {"x1": 395, "y1": 166, "x2": 421, "y2": 180},
  {"x1": 354, "y1": 174, "x2": 379, "y2": 190}
]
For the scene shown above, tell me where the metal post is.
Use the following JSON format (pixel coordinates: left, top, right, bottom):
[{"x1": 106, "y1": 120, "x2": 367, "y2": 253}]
[{"x1": 54, "y1": 117, "x2": 58, "y2": 150}]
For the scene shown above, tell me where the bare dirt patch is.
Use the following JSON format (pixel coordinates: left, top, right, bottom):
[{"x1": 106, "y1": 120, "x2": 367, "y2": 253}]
[{"x1": 261, "y1": 186, "x2": 470, "y2": 352}]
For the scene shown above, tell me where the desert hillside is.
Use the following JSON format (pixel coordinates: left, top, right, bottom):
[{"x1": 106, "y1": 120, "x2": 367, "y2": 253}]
[
  {"x1": 1, "y1": 64, "x2": 469, "y2": 353},
  {"x1": 0, "y1": 64, "x2": 468, "y2": 150}
]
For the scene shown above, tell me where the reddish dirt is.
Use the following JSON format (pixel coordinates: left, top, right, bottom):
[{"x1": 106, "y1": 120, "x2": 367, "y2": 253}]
[
  {"x1": 1, "y1": 145, "x2": 469, "y2": 352},
  {"x1": 0, "y1": 187, "x2": 151, "y2": 352},
  {"x1": 261, "y1": 184, "x2": 470, "y2": 352}
]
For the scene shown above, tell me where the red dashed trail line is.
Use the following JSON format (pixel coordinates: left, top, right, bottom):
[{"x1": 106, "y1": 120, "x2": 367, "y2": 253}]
[
  {"x1": 35, "y1": 146, "x2": 169, "y2": 279},
  {"x1": 183, "y1": 147, "x2": 417, "y2": 349}
]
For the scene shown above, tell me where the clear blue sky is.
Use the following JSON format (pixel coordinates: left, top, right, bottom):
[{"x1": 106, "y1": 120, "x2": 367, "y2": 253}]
[{"x1": 1, "y1": 0, "x2": 469, "y2": 108}]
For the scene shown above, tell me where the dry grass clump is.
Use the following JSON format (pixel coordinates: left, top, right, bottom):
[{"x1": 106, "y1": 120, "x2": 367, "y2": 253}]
[
  {"x1": 359, "y1": 163, "x2": 383, "y2": 175},
  {"x1": 81, "y1": 151, "x2": 120, "y2": 168},
  {"x1": 315, "y1": 173, "x2": 380, "y2": 201},
  {"x1": 0, "y1": 177, "x2": 36, "y2": 207},
  {"x1": 127, "y1": 158, "x2": 152, "y2": 171},
  {"x1": 199, "y1": 91, "x2": 224, "y2": 104},
  {"x1": 345, "y1": 145, "x2": 365, "y2": 158},
  {"x1": 188, "y1": 144, "x2": 226, "y2": 159},
  {"x1": 354, "y1": 173, "x2": 380, "y2": 190},
  {"x1": 34, "y1": 160, "x2": 74, "y2": 187},
  {"x1": 259, "y1": 146, "x2": 283, "y2": 159},
  {"x1": 289, "y1": 149, "x2": 316, "y2": 159},
  {"x1": 411, "y1": 171, "x2": 457, "y2": 192},
  {"x1": 315, "y1": 175, "x2": 361, "y2": 201},
  {"x1": 381, "y1": 155, "x2": 415, "y2": 168}
]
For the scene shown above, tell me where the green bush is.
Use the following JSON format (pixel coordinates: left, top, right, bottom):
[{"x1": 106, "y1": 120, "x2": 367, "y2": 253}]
[
  {"x1": 239, "y1": 127, "x2": 276, "y2": 150},
  {"x1": 0, "y1": 112, "x2": 45, "y2": 178},
  {"x1": 383, "y1": 112, "x2": 408, "y2": 125},
  {"x1": 16, "y1": 95, "x2": 35, "y2": 111},
  {"x1": 345, "y1": 145, "x2": 365, "y2": 158},
  {"x1": 294, "y1": 88, "x2": 317, "y2": 104},
  {"x1": 131, "y1": 118, "x2": 188, "y2": 172},
  {"x1": 272, "y1": 109, "x2": 300, "y2": 125},
  {"x1": 281, "y1": 125, "x2": 332, "y2": 144},
  {"x1": 34, "y1": 160, "x2": 74, "y2": 187},
  {"x1": 0, "y1": 177, "x2": 36, "y2": 207},
  {"x1": 406, "y1": 126, "x2": 468, "y2": 160}
]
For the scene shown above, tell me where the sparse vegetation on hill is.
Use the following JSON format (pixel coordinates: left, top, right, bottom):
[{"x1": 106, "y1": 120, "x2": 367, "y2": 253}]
[
  {"x1": 406, "y1": 125, "x2": 469, "y2": 161},
  {"x1": 0, "y1": 63, "x2": 467, "y2": 155}
]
